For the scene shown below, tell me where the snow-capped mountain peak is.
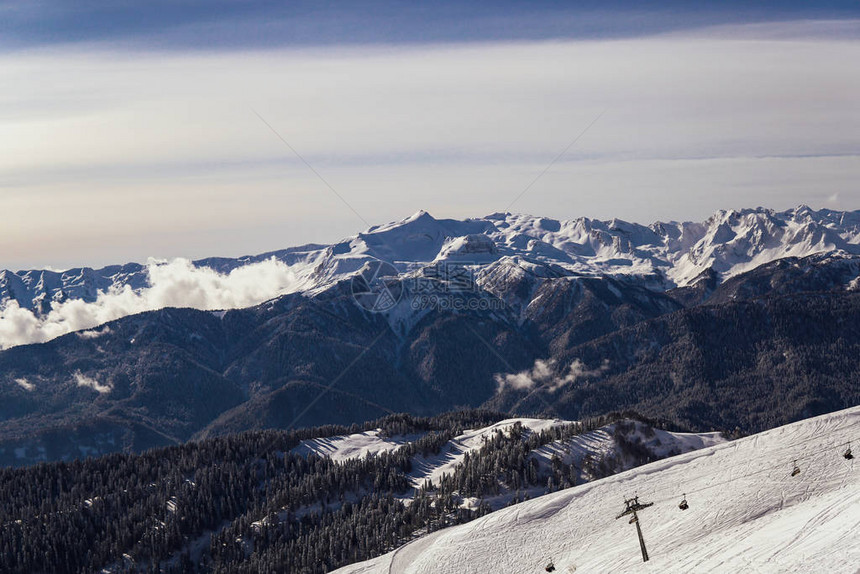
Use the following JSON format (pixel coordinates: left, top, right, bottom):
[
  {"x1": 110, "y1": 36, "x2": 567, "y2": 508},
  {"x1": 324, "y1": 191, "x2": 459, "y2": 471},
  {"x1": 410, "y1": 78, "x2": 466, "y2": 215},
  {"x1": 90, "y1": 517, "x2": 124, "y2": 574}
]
[{"x1": 2, "y1": 206, "x2": 859, "y2": 349}]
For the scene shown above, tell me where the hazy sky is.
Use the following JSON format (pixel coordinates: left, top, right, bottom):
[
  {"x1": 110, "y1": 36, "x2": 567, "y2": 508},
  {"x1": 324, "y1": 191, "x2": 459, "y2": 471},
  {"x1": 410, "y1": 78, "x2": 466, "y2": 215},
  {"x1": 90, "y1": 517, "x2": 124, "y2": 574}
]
[{"x1": 2, "y1": 1, "x2": 859, "y2": 270}]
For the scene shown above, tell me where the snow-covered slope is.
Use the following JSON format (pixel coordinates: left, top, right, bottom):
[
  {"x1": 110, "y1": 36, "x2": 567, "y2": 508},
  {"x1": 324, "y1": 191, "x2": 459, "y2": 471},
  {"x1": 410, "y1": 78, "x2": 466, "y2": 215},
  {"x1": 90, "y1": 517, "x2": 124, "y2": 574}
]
[
  {"x1": 334, "y1": 406, "x2": 860, "y2": 574},
  {"x1": 292, "y1": 419, "x2": 571, "y2": 486},
  {"x1": 407, "y1": 418, "x2": 564, "y2": 487},
  {"x1": 293, "y1": 418, "x2": 724, "y2": 489},
  {"x1": 292, "y1": 429, "x2": 427, "y2": 463}
]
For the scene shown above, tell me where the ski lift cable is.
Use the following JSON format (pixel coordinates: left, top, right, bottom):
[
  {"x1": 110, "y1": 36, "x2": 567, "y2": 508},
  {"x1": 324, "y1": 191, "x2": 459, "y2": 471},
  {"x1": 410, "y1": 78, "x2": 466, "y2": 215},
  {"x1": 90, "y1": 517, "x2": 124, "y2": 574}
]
[
  {"x1": 603, "y1": 426, "x2": 859, "y2": 510},
  {"x1": 577, "y1": 427, "x2": 860, "y2": 512},
  {"x1": 537, "y1": 426, "x2": 858, "y2": 565},
  {"x1": 634, "y1": 432, "x2": 858, "y2": 507},
  {"x1": 596, "y1": 450, "x2": 852, "y2": 537}
]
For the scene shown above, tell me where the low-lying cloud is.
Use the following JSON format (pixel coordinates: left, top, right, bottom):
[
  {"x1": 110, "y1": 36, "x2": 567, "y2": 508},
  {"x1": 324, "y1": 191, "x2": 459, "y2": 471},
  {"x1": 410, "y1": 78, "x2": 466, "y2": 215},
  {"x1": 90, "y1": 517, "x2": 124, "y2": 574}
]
[
  {"x1": 77, "y1": 326, "x2": 112, "y2": 339},
  {"x1": 14, "y1": 377, "x2": 34, "y2": 391},
  {"x1": 73, "y1": 371, "x2": 112, "y2": 394},
  {"x1": 495, "y1": 357, "x2": 610, "y2": 393},
  {"x1": 495, "y1": 358, "x2": 556, "y2": 392},
  {"x1": 0, "y1": 257, "x2": 298, "y2": 350}
]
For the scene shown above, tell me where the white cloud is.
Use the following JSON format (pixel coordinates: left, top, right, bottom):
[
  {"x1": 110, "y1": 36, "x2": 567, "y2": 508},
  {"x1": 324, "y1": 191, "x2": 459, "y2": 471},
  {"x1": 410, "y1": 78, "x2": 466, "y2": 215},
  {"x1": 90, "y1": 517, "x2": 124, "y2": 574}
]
[
  {"x1": 495, "y1": 357, "x2": 610, "y2": 393},
  {"x1": 77, "y1": 326, "x2": 112, "y2": 339},
  {"x1": 73, "y1": 371, "x2": 111, "y2": 394},
  {"x1": 563, "y1": 358, "x2": 611, "y2": 390},
  {"x1": 0, "y1": 257, "x2": 298, "y2": 349},
  {"x1": 14, "y1": 377, "x2": 35, "y2": 391},
  {"x1": 495, "y1": 358, "x2": 556, "y2": 392}
]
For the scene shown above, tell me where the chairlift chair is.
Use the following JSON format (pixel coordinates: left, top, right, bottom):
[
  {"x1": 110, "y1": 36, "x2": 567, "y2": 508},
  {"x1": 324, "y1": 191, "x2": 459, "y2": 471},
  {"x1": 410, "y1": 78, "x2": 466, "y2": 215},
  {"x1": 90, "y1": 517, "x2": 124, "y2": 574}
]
[
  {"x1": 678, "y1": 494, "x2": 689, "y2": 511},
  {"x1": 791, "y1": 460, "x2": 801, "y2": 477},
  {"x1": 844, "y1": 443, "x2": 854, "y2": 460}
]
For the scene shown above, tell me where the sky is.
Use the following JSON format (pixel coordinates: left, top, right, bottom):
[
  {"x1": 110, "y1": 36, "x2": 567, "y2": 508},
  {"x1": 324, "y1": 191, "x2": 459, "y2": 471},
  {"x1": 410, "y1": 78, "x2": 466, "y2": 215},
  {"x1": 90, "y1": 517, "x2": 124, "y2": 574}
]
[{"x1": 1, "y1": 1, "x2": 859, "y2": 270}]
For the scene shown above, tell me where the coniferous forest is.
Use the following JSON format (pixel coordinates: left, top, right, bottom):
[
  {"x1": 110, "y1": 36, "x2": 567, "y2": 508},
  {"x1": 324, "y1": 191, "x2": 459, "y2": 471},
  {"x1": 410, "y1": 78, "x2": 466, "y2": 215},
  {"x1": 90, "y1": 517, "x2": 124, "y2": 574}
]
[{"x1": 0, "y1": 410, "x2": 678, "y2": 574}]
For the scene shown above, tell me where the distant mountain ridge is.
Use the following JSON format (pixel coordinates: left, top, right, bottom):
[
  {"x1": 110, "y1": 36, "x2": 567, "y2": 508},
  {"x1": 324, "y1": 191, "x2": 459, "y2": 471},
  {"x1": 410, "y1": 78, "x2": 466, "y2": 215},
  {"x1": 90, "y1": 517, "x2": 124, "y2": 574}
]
[
  {"x1": 2, "y1": 205, "x2": 858, "y2": 315},
  {"x1": 1, "y1": 205, "x2": 859, "y2": 467}
]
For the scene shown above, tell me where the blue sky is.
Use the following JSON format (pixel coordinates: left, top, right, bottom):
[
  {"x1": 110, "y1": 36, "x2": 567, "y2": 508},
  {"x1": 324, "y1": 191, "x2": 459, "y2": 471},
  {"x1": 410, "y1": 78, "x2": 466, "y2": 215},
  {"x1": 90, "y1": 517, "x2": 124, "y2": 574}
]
[
  {"x1": 1, "y1": 1, "x2": 859, "y2": 269},
  {"x1": 3, "y1": 1, "x2": 859, "y2": 48}
]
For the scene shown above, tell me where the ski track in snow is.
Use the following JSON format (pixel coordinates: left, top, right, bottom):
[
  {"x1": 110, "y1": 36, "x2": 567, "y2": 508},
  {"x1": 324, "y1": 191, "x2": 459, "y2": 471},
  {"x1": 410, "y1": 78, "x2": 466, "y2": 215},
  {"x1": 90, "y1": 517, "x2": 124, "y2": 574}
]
[
  {"x1": 333, "y1": 407, "x2": 860, "y2": 574},
  {"x1": 292, "y1": 430, "x2": 426, "y2": 463}
]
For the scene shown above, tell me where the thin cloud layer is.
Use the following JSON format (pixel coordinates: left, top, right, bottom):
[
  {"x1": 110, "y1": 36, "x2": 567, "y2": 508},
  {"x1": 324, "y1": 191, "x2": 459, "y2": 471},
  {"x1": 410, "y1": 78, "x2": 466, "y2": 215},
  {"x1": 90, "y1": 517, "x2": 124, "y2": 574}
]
[
  {"x1": 1, "y1": 20, "x2": 858, "y2": 270},
  {"x1": 0, "y1": 257, "x2": 298, "y2": 350}
]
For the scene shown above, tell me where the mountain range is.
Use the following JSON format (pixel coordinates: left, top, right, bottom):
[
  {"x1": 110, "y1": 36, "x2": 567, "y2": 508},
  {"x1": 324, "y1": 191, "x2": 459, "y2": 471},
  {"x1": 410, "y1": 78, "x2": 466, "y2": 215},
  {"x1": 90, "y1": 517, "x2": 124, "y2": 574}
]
[
  {"x1": 1, "y1": 205, "x2": 859, "y2": 466},
  {"x1": 3, "y1": 205, "x2": 859, "y2": 316}
]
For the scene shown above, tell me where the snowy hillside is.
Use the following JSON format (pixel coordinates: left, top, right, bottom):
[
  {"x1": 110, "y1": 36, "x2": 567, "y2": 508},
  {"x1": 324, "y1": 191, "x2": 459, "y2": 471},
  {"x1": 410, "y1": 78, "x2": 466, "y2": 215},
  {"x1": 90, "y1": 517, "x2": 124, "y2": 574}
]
[
  {"x1": 292, "y1": 429, "x2": 427, "y2": 463},
  {"x1": 294, "y1": 419, "x2": 570, "y2": 486},
  {"x1": 334, "y1": 406, "x2": 860, "y2": 574},
  {"x1": 407, "y1": 418, "x2": 565, "y2": 488},
  {"x1": 291, "y1": 418, "x2": 725, "y2": 511}
]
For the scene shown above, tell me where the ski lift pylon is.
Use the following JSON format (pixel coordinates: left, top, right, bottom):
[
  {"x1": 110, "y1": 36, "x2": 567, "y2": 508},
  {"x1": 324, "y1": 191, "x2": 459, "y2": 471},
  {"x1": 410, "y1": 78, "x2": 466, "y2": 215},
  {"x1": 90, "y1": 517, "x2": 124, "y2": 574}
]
[
  {"x1": 844, "y1": 442, "x2": 854, "y2": 460},
  {"x1": 678, "y1": 493, "x2": 689, "y2": 511},
  {"x1": 791, "y1": 460, "x2": 800, "y2": 477},
  {"x1": 545, "y1": 558, "x2": 556, "y2": 572}
]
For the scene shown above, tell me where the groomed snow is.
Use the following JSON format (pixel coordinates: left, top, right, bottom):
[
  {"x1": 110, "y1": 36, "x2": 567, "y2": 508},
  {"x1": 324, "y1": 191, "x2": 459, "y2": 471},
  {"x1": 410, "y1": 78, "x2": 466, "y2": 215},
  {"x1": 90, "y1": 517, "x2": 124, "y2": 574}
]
[
  {"x1": 292, "y1": 430, "x2": 426, "y2": 463},
  {"x1": 334, "y1": 406, "x2": 860, "y2": 574}
]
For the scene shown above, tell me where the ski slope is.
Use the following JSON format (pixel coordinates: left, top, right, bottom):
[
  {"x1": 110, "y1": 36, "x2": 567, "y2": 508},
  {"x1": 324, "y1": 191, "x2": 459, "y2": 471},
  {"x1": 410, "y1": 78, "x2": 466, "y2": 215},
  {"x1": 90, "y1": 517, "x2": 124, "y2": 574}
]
[
  {"x1": 334, "y1": 407, "x2": 860, "y2": 574},
  {"x1": 292, "y1": 430, "x2": 426, "y2": 462}
]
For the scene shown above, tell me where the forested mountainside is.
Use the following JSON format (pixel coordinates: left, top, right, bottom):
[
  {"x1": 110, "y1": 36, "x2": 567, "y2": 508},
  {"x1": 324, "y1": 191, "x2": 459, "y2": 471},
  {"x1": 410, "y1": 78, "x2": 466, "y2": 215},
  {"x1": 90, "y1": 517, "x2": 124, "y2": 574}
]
[
  {"x1": 0, "y1": 410, "x2": 719, "y2": 574},
  {"x1": 1, "y1": 249, "x2": 858, "y2": 467},
  {"x1": 493, "y1": 290, "x2": 860, "y2": 432}
]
